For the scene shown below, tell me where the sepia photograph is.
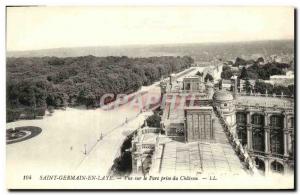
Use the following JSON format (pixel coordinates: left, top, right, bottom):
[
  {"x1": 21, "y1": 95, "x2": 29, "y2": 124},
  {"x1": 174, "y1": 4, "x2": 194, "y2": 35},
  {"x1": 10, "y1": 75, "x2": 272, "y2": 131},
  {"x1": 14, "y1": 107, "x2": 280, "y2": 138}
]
[{"x1": 4, "y1": 5, "x2": 295, "y2": 190}]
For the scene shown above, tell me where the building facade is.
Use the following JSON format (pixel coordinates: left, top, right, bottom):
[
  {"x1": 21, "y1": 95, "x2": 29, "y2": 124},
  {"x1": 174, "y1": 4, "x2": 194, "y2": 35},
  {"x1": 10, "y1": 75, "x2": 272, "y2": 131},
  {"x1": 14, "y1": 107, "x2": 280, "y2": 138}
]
[
  {"x1": 131, "y1": 126, "x2": 160, "y2": 174},
  {"x1": 235, "y1": 103, "x2": 294, "y2": 175},
  {"x1": 185, "y1": 107, "x2": 214, "y2": 142},
  {"x1": 132, "y1": 69, "x2": 295, "y2": 176}
]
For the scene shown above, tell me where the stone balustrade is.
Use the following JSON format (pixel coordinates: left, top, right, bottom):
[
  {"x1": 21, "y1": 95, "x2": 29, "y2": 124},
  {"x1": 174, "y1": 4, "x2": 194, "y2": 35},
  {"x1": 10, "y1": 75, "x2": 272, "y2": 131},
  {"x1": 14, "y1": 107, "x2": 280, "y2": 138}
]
[{"x1": 213, "y1": 106, "x2": 259, "y2": 175}]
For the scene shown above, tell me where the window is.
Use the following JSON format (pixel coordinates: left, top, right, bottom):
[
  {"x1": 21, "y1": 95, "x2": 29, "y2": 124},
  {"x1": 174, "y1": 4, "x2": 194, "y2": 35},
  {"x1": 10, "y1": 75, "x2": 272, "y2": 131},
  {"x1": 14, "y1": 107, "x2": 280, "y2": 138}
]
[
  {"x1": 252, "y1": 114, "x2": 264, "y2": 126},
  {"x1": 224, "y1": 103, "x2": 227, "y2": 107},
  {"x1": 253, "y1": 128, "x2": 265, "y2": 152},
  {"x1": 176, "y1": 128, "x2": 184, "y2": 136},
  {"x1": 255, "y1": 158, "x2": 265, "y2": 171},
  {"x1": 270, "y1": 129, "x2": 284, "y2": 155},
  {"x1": 291, "y1": 137, "x2": 294, "y2": 157},
  {"x1": 186, "y1": 83, "x2": 191, "y2": 90},
  {"x1": 236, "y1": 112, "x2": 247, "y2": 146},
  {"x1": 270, "y1": 115, "x2": 283, "y2": 128},
  {"x1": 237, "y1": 113, "x2": 246, "y2": 124},
  {"x1": 271, "y1": 161, "x2": 284, "y2": 173},
  {"x1": 237, "y1": 126, "x2": 247, "y2": 146},
  {"x1": 289, "y1": 117, "x2": 294, "y2": 128}
]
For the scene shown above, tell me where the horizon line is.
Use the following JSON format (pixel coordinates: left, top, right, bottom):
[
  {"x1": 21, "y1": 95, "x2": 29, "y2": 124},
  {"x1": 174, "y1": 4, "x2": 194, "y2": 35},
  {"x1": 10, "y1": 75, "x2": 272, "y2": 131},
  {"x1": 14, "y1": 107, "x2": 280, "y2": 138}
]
[{"x1": 7, "y1": 38, "x2": 294, "y2": 53}]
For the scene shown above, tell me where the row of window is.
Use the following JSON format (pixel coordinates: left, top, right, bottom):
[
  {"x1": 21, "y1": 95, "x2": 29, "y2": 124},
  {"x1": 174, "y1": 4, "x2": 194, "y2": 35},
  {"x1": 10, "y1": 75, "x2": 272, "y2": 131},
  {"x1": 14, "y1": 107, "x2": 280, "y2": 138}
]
[
  {"x1": 237, "y1": 127, "x2": 284, "y2": 155},
  {"x1": 236, "y1": 113, "x2": 294, "y2": 128},
  {"x1": 255, "y1": 158, "x2": 284, "y2": 173},
  {"x1": 184, "y1": 83, "x2": 205, "y2": 91}
]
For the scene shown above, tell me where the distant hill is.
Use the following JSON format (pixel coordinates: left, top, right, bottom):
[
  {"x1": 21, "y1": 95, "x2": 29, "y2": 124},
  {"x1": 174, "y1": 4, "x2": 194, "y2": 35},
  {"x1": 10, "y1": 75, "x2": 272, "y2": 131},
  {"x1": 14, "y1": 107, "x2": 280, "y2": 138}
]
[{"x1": 7, "y1": 39, "x2": 294, "y2": 61}]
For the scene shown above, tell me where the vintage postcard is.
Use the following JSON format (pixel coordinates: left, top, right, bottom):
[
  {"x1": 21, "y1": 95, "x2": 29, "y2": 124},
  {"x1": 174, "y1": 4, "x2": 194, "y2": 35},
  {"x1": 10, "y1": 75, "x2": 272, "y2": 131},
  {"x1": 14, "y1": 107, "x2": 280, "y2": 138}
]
[{"x1": 6, "y1": 6, "x2": 295, "y2": 190}]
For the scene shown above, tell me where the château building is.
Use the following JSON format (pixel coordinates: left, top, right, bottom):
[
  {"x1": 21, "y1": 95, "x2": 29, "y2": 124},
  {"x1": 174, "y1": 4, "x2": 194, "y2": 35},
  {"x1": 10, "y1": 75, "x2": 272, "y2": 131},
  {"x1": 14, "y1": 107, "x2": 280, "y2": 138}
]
[
  {"x1": 131, "y1": 68, "x2": 294, "y2": 176},
  {"x1": 235, "y1": 95, "x2": 294, "y2": 174}
]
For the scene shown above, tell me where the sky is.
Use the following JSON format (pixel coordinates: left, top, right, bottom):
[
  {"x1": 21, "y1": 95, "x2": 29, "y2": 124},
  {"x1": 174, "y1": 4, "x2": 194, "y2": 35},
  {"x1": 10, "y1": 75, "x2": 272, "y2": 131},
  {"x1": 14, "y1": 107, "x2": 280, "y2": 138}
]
[{"x1": 6, "y1": 6, "x2": 294, "y2": 51}]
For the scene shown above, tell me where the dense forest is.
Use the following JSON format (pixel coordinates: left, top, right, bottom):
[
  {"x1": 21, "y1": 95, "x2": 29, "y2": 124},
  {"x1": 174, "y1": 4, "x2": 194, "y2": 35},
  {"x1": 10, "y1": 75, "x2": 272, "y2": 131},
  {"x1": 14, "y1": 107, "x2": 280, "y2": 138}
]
[{"x1": 7, "y1": 55, "x2": 194, "y2": 122}]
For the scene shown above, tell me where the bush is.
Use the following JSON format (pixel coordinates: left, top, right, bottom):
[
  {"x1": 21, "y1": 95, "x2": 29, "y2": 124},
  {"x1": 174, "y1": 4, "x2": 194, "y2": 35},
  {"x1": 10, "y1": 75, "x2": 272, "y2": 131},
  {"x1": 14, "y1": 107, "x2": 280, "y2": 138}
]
[
  {"x1": 6, "y1": 109, "x2": 21, "y2": 122},
  {"x1": 146, "y1": 113, "x2": 161, "y2": 128}
]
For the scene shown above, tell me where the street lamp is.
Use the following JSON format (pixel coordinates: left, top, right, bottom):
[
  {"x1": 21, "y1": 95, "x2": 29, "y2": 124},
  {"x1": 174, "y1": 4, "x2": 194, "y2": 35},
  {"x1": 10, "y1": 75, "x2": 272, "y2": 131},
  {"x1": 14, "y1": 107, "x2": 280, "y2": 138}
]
[{"x1": 84, "y1": 144, "x2": 87, "y2": 155}]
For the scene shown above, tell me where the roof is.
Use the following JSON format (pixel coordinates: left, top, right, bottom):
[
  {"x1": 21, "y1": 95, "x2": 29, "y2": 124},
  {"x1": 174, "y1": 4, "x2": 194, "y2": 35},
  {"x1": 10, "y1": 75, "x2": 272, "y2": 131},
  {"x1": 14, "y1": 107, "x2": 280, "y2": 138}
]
[
  {"x1": 183, "y1": 76, "x2": 200, "y2": 80},
  {"x1": 185, "y1": 106, "x2": 213, "y2": 110},
  {"x1": 213, "y1": 90, "x2": 234, "y2": 101},
  {"x1": 222, "y1": 79, "x2": 231, "y2": 84},
  {"x1": 236, "y1": 96, "x2": 293, "y2": 108},
  {"x1": 141, "y1": 133, "x2": 157, "y2": 143},
  {"x1": 157, "y1": 115, "x2": 246, "y2": 175},
  {"x1": 270, "y1": 75, "x2": 294, "y2": 79}
]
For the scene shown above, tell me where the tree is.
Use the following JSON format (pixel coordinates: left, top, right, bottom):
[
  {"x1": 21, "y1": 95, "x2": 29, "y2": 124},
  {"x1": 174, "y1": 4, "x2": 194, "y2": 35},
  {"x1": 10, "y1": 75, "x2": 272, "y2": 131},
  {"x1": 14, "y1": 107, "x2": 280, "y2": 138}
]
[
  {"x1": 204, "y1": 73, "x2": 214, "y2": 82},
  {"x1": 254, "y1": 81, "x2": 273, "y2": 94},
  {"x1": 270, "y1": 66, "x2": 284, "y2": 76},
  {"x1": 247, "y1": 70, "x2": 258, "y2": 80},
  {"x1": 6, "y1": 55, "x2": 195, "y2": 122},
  {"x1": 221, "y1": 70, "x2": 233, "y2": 80},
  {"x1": 256, "y1": 57, "x2": 264, "y2": 64},
  {"x1": 240, "y1": 67, "x2": 248, "y2": 79},
  {"x1": 288, "y1": 85, "x2": 295, "y2": 96},
  {"x1": 146, "y1": 113, "x2": 161, "y2": 128},
  {"x1": 222, "y1": 65, "x2": 231, "y2": 72},
  {"x1": 245, "y1": 79, "x2": 252, "y2": 94},
  {"x1": 234, "y1": 57, "x2": 247, "y2": 66},
  {"x1": 47, "y1": 57, "x2": 65, "y2": 66},
  {"x1": 196, "y1": 71, "x2": 203, "y2": 77}
]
